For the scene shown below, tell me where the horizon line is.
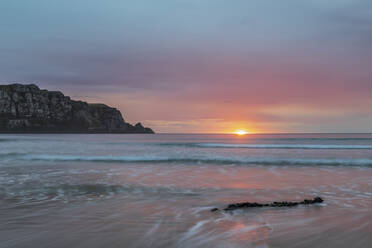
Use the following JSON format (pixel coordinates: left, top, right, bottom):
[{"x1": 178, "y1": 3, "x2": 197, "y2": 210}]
[{"x1": 152, "y1": 132, "x2": 372, "y2": 135}]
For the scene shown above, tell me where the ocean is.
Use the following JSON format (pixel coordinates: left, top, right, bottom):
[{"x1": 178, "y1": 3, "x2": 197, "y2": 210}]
[{"x1": 1, "y1": 133, "x2": 372, "y2": 248}]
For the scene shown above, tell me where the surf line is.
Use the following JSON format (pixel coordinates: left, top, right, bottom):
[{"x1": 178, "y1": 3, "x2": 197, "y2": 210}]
[{"x1": 211, "y1": 196, "x2": 324, "y2": 212}]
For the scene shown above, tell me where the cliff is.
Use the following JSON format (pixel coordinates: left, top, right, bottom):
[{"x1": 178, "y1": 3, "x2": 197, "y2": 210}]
[{"x1": 0, "y1": 84, "x2": 154, "y2": 133}]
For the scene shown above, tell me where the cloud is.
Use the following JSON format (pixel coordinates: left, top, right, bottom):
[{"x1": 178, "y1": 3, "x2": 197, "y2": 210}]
[{"x1": 1, "y1": 0, "x2": 372, "y2": 132}]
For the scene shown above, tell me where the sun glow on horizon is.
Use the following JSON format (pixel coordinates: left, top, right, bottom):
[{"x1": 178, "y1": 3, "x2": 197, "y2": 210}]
[{"x1": 234, "y1": 129, "x2": 248, "y2": 136}]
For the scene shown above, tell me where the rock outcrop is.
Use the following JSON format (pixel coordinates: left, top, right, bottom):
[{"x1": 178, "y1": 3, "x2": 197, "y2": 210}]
[
  {"x1": 0, "y1": 84, "x2": 154, "y2": 133},
  {"x1": 211, "y1": 196, "x2": 324, "y2": 212}
]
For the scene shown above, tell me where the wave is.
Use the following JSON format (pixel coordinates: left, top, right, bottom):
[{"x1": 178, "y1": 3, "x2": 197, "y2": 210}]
[
  {"x1": 0, "y1": 184, "x2": 202, "y2": 202},
  {"x1": 0, "y1": 139, "x2": 17, "y2": 142},
  {"x1": 0, "y1": 184, "x2": 122, "y2": 202},
  {"x1": 2, "y1": 152, "x2": 372, "y2": 167},
  {"x1": 158, "y1": 143, "x2": 372, "y2": 150},
  {"x1": 0, "y1": 152, "x2": 27, "y2": 158}
]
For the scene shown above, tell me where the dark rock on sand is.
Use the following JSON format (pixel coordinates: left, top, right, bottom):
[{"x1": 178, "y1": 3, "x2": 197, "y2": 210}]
[
  {"x1": 0, "y1": 83, "x2": 154, "y2": 133},
  {"x1": 212, "y1": 197, "x2": 324, "y2": 212}
]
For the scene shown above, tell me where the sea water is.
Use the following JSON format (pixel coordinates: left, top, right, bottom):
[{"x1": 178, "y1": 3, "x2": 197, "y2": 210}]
[{"x1": 1, "y1": 133, "x2": 372, "y2": 247}]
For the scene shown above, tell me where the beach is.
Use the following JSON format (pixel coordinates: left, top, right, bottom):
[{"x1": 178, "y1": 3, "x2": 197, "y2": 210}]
[{"x1": 1, "y1": 133, "x2": 372, "y2": 247}]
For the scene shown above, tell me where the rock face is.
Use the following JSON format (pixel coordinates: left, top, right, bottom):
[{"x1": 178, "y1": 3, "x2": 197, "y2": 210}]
[{"x1": 0, "y1": 84, "x2": 154, "y2": 133}]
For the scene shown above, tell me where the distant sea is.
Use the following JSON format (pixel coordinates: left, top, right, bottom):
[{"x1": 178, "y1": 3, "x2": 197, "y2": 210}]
[{"x1": 1, "y1": 133, "x2": 372, "y2": 248}]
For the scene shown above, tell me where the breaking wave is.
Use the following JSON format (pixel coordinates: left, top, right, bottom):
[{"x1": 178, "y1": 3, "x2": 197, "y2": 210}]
[{"x1": 2, "y1": 152, "x2": 372, "y2": 167}]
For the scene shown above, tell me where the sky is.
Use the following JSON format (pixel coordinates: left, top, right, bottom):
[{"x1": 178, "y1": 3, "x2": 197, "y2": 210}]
[{"x1": 1, "y1": 0, "x2": 372, "y2": 133}]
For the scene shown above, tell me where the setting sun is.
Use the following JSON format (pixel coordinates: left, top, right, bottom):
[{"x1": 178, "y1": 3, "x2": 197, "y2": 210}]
[{"x1": 235, "y1": 129, "x2": 248, "y2": 135}]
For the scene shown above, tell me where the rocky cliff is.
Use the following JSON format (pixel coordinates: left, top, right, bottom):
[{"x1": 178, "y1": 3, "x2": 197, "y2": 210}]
[{"x1": 0, "y1": 84, "x2": 154, "y2": 133}]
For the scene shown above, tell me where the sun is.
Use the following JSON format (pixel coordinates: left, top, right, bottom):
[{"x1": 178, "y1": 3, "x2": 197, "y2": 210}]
[{"x1": 234, "y1": 129, "x2": 248, "y2": 136}]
